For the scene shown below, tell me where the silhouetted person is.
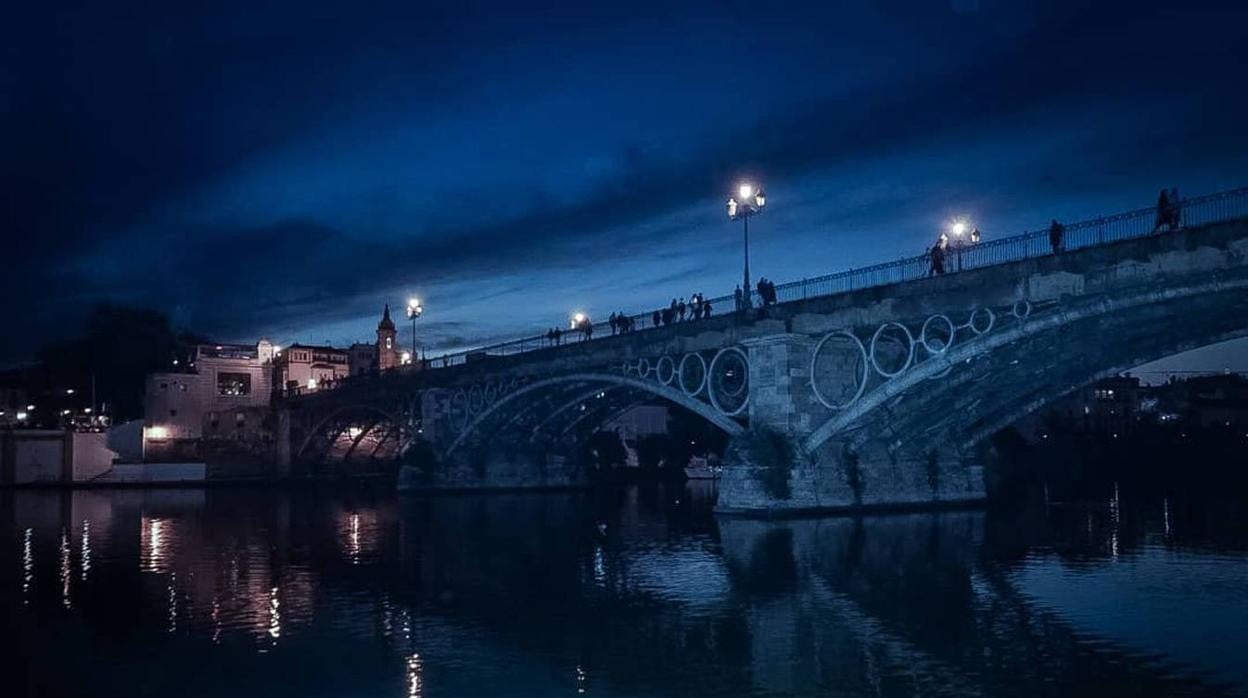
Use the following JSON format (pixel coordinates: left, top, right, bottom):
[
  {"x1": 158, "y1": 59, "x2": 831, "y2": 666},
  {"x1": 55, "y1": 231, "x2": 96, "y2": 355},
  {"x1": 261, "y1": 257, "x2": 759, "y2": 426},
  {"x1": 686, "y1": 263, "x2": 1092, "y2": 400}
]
[
  {"x1": 756, "y1": 278, "x2": 766, "y2": 306},
  {"x1": 1049, "y1": 219, "x2": 1065, "y2": 253},
  {"x1": 734, "y1": 286, "x2": 744, "y2": 311},
  {"x1": 1154, "y1": 189, "x2": 1172, "y2": 233},
  {"x1": 703, "y1": 300, "x2": 712, "y2": 318},
  {"x1": 652, "y1": 310, "x2": 661, "y2": 328},
  {"x1": 929, "y1": 243, "x2": 946, "y2": 276}
]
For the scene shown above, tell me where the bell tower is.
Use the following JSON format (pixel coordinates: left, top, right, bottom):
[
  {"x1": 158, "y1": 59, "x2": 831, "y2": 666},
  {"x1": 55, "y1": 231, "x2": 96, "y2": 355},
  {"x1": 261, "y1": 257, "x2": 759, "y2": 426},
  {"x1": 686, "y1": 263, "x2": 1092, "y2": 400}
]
[{"x1": 376, "y1": 304, "x2": 398, "y2": 371}]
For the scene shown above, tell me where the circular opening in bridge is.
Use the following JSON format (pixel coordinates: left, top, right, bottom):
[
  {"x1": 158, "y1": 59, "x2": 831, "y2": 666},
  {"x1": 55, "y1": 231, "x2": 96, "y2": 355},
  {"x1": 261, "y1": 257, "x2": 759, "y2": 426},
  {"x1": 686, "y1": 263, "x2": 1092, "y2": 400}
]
[
  {"x1": 656, "y1": 356, "x2": 676, "y2": 385},
  {"x1": 869, "y1": 322, "x2": 914, "y2": 378},
  {"x1": 678, "y1": 353, "x2": 708, "y2": 397},
  {"x1": 708, "y1": 347, "x2": 749, "y2": 417},
  {"x1": 468, "y1": 386, "x2": 484, "y2": 414},
  {"x1": 1012, "y1": 299, "x2": 1032, "y2": 320},
  {"x1": 920, "y1": 314, "x2": 956, "y2": 355},
  {"x1": 810, "y1": 331, "x2": 869, "y2": 410},
  {"x1": 483, "y1": 383, "x2": 498, "y2": 405},
  {"x1": 636, "y1": 357, "x2": 652, "y2": 378},
  {"x1": 969, "y1": 307, "x2": 996, "y2": 335}
]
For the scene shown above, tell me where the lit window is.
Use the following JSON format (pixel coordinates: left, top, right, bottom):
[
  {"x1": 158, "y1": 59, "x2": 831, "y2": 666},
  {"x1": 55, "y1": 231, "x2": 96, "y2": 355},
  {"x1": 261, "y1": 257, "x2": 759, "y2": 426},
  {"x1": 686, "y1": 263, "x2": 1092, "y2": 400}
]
[{"x1": 217, "y1": 372, "x2": 252, "y2": 396}]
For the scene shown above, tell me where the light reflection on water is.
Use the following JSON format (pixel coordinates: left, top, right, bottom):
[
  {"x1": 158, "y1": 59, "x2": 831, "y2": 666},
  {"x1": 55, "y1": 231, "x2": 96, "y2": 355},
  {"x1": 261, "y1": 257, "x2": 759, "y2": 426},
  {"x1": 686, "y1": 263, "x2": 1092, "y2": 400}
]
[{"x1": 2, "y1": 486, "x2": 1247, "y2": 696}]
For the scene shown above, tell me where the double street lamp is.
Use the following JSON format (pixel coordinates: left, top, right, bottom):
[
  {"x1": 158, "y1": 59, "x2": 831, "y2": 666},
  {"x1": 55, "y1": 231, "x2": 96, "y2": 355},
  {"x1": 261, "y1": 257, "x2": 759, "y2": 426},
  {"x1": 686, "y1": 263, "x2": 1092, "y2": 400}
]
[
  {"x1": 946, "y1": 218, "x2": 981, "y2": 271},
  {"x1": 406, "y1": 297, "x2": 423, "y2": 366},
  {"x1": 727, "y1": 182, "x2": 766, "y2": 308}
]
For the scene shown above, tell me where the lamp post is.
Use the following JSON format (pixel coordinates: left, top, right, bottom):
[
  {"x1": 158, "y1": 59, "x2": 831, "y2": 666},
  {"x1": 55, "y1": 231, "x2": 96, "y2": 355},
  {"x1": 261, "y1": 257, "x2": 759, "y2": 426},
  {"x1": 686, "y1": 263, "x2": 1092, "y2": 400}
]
[
  {"x1": 727, "y1": 182, "x2": 766, "y2": 309},
  {"x1": 948, "y1": 218, "x2": 978, "y2": 271},
  {"x1": 406, "y1": 297, "x2": 423, "y2": 366}
]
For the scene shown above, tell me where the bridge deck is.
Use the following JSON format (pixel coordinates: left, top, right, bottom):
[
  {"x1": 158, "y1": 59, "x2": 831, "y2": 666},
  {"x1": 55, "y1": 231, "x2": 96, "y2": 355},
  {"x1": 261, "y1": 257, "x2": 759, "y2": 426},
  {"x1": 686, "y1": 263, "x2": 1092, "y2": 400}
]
[{"x1": 286, "y1": 186, "x2": 1248, "y2": 400}]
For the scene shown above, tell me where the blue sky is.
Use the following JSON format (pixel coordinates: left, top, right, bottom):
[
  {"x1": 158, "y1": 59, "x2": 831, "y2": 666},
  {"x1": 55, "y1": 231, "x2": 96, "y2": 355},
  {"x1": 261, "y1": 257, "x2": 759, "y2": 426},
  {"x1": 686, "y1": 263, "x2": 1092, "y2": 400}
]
[{"x1": 3, "y1": 0, "x2": 1247, "y2": 369}]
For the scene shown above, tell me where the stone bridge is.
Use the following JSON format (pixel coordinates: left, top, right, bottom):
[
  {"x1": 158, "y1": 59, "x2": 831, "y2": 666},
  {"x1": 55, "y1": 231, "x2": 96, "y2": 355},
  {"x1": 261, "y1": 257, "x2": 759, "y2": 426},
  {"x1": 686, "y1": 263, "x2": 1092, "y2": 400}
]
[{"x1": 280, "y1": 213, "x2": 1248, "y2": 514}]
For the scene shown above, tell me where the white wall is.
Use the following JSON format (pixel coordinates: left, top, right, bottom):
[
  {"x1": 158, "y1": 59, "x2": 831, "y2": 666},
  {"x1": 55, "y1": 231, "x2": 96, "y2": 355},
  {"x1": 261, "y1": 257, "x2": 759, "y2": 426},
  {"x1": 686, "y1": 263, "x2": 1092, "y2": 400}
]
[{"x1": 72, "y1": 432, "x2": 117, "y2": 482}]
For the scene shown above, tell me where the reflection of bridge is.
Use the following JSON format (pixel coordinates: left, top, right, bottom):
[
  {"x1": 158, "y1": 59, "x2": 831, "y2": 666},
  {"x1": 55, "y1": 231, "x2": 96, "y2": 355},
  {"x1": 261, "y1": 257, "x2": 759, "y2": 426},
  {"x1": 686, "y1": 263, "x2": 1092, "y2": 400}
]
[{"x1": 280, "y1": 188, "x2": 1248, "y2": 513}]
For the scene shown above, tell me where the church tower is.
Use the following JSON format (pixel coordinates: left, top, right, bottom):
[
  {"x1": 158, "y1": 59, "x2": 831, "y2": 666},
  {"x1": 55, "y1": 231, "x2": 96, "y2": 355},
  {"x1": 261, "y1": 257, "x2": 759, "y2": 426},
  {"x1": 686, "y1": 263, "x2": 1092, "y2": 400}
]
[{"x1": 376, "y1": 304, "x2": 398, "y2": 371}]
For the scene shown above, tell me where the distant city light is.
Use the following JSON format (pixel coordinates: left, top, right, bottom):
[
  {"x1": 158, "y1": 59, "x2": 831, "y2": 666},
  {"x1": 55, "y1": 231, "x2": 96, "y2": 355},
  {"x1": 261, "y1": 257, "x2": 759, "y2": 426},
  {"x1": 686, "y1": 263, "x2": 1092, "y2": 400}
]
[
  {"x1": 65, "y1": 388, "x2": 75, "y2": 395},
  {"x1": 26, "y1": 404, "x2": 35, "y2": 411},
  {"x1": 400, "y1": 351, "x2": 412, "y2": 365},
  {"x1": 16, "y1": 411, "x2": 28, "y2": 421},
  {"x1": 307, "y1": 378, "x2": 318, "y2": 390}
]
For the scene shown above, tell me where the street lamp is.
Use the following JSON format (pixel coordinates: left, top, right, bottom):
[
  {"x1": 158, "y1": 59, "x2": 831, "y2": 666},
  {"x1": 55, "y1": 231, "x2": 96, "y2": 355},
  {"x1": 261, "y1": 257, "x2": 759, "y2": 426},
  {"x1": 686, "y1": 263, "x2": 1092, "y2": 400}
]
[
  {"x1": 406, "y1": 297, "x2": 423, "y2": 366},
  {"x1": 727, "y1": 181, "x2": 766, "y2": 309},
  {"x1": 948, "y1": 217, "x2": 977, "y2": 271}
]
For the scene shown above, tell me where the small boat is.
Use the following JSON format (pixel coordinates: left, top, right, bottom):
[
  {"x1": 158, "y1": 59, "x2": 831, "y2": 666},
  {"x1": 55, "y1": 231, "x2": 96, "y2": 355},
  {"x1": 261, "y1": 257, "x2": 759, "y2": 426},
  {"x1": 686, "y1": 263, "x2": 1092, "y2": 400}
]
[{"x1": 684, "y1": 456, "x2": 721, "y2": 480}]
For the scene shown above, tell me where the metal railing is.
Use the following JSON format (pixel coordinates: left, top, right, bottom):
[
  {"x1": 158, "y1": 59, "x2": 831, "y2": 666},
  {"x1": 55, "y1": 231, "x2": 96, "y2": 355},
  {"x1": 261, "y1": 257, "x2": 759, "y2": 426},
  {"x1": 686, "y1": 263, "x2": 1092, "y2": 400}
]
[{"x1": 329, "y1": 186, "x2": 1248, "y2": 381}]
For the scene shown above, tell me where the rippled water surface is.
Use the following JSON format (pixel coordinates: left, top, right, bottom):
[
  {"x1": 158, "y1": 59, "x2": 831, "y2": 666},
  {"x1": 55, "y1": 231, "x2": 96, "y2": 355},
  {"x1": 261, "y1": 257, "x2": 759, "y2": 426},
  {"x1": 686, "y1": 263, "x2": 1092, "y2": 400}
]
[{"x1": 3, "y1": 484, "x2": 1247, "y2": 696}]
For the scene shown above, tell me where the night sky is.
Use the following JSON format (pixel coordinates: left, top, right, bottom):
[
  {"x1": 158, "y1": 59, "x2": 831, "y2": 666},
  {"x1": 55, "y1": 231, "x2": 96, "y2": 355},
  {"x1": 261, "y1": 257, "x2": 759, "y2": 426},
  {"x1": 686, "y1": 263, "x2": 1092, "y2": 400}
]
[{"x1": 4, "y1": 0, "x2": 1247, "y2": 371}]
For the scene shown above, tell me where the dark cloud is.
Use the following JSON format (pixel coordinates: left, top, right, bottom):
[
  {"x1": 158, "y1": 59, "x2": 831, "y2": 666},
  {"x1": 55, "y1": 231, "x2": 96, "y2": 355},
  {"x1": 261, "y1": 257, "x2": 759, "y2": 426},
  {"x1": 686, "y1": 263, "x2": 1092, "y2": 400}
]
[{"x1": 3, "y1": 0, "x2": 1247, "y2": 362}]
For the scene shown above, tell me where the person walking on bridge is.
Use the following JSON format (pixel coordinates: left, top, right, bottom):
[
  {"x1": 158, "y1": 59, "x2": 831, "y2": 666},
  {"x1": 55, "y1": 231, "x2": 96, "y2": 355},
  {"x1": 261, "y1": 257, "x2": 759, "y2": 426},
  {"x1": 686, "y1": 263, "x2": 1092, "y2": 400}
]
[
  {"x1": 1154, "y1": 188, "x2": 1175, "y2": 233},
  {"x1": 1049, "y1": 219, "x2": 1065, "y2": 253},
  {"x1": 929, "y1": 242, "x2": 946, "y2": 276}
]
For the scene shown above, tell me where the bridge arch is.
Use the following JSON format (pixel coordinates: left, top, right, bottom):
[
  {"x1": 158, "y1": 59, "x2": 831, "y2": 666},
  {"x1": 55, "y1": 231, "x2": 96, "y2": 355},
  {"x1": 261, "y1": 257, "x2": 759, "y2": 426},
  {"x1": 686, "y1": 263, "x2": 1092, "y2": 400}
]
[
  {"x1": 296, "y1": 403, "x2": 408, "y2": 463},
  {"x1": 803, "y1": 276, "x2": 1248, "y2": 456},
  {"x1": 443, "y1": 372, "x2": 746, "y2": 457}
]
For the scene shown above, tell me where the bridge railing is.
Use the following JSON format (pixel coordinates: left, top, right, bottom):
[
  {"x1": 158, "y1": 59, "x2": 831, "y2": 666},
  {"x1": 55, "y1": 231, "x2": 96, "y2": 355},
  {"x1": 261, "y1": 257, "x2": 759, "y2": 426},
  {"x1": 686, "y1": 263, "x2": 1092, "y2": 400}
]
[{"x1": 378, "y1": 186, "x2": 1248, "y2": 374}]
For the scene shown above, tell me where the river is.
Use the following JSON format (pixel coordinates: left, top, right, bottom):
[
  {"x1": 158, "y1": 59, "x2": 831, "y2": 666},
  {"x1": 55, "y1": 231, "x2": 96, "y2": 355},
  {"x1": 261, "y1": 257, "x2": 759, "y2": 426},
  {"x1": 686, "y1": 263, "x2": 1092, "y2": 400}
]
[{"x1": 3, "y1": 483, "x2": 1246, "y2": 696}]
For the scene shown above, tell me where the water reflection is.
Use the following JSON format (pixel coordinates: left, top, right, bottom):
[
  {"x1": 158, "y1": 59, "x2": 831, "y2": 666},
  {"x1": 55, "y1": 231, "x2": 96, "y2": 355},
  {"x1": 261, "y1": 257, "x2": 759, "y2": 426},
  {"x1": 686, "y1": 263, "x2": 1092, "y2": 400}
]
[
  {"x1": 267, "y1": 585, "x2": 280, "y2": 643},
  {"x1": 406, "y1": 653, "x2": 423, "y2": 697},
  {"x1": 22, "y1": 527, "x2": 33, "y2": 604},
  {"x1": 140, "y1": 516, "x2": 174, "y2": 573},
  {"x1": 59, "y1": 528, "x2": 71, "y2": 609},
  {"x1": 2, "y1": 486, "x2": 1246, "y2": 696},
  {"x1": 80, "y1": 519, "x2": 91, "y2": 582}
]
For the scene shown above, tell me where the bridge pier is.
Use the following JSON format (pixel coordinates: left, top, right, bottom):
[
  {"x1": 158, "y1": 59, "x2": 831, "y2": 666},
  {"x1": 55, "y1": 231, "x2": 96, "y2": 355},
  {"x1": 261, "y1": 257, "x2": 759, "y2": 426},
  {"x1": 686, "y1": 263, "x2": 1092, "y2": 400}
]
[
  {"x1": 717, "y1": 334, "x2": 985, "y2": 516},
  {"x1": 275, "y1": 408, "x2": 291, "y2": 478}
]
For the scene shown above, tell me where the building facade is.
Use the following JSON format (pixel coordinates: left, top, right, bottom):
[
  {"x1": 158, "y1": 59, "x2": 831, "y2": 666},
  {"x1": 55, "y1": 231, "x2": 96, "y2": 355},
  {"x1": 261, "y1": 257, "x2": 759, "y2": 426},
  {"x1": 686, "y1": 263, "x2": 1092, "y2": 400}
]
[
  {"x1": 275, "y1": 345, "x2": 350, "y2": 394},
  {"x1": 143, "y1": 341, "x2": 276, "y2": 450},
  {"x1": 348, "y1": 343, "x2": 378, "y2": 377}
]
